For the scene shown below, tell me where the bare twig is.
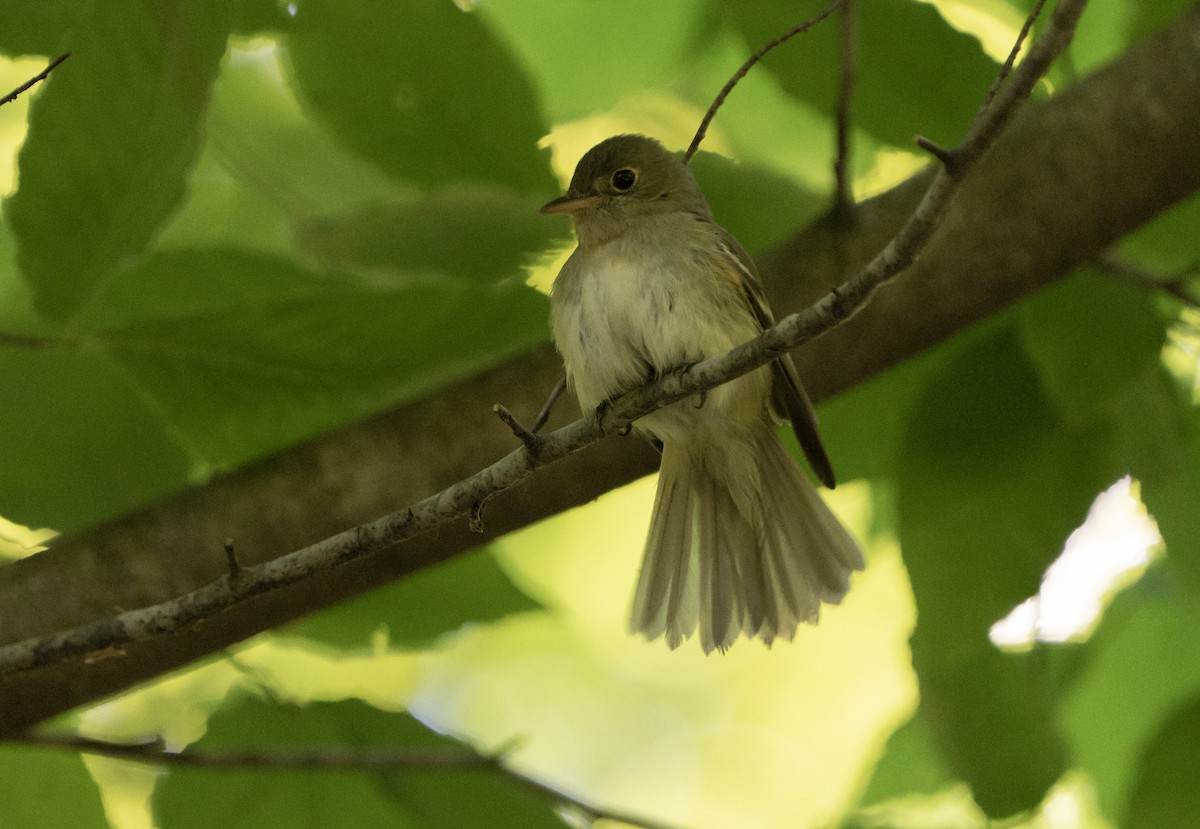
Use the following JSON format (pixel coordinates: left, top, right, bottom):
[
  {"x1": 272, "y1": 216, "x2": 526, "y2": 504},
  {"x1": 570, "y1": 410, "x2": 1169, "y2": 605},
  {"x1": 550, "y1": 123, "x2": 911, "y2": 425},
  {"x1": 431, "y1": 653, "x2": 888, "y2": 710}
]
[
  {"x1": 0, "y1": 53, "x2": 70, "y2": 108},
  {"x1": 832, "y1": 0, "x2": 858, "y2": 217},
  {"x1": 683, "y1": 0, "x2": 844, "y2": 164},
  {"x1": 16, "y1": 731, "x2": 688, "y2": 829},
  {"x1": 979, "y1": 0, "x2": 1050, "y2": 118},
  {"x1": 529, "y1": 375, "x2": 567, "y2": 434},
  {"x1": 0, "y1": 0, "x2": 1088, "y2": 680},
  {"x1": 1095, "y1": 252, "x2": 1200, "y2": 308},
  {"x1": 493, "y1": 403, "x2": 545, "y2": 457}
]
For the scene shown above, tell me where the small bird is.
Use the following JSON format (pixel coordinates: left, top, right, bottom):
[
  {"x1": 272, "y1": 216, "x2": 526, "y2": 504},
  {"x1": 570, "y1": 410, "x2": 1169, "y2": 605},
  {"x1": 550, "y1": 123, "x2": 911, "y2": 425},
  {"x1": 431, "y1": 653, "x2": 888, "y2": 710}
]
[{"x1": 543, "y1": 134, "x2": 864, "y2": 653}]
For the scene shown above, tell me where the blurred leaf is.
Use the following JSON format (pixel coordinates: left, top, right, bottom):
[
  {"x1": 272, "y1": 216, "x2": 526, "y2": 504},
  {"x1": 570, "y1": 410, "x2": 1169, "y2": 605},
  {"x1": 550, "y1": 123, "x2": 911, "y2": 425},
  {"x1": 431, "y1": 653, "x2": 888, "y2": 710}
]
[
  {"x1": 0, "y1": 347, "x2": 194, "y2": 532},
  {"x1": 297, "y1": 186, "x2": 565, "y2": 283},
  {"x1": 1118, "y1": 192, "x2": 1200, "y2": 273},
  {"x1": 477, "y1": 0, "x2": 703, "y2": 123},
  {"x1": 1129, "y1": 0, "x2": 1196, "y2": 41},
  {"x1": 0, "y1": 745, "x2": 107, "y2": 827},
  {"x1": 283, "y1": 0, "x2": 555, "y2": 195},
  {"x1": 155, "y1": 697, "x2": 569, "y2": 829},
  {"x1": 85, "y1": 248, "x2": 549, "y2": 469},
  {"x1": 1124, "y1": 693, "x2": 1200, "y2": 828},
  {"x1": 290, "y1": 549, "x2": 543, "y2": 650},
  {"x1": 1141, "y1": 403, "x2": 1200, "y2": 590},
  {"x1": 898, "y1": 329, "x2": 1120, "y2": 816},
  {"x1": 723, "y1": 0, "x2": 999, "y2": 148},
  {"x1": 858, "y1": 713, "x2": 954, "y2": 807},
  {"x1": 689, "y1": 151, "x2": 823, "y2": 254},
  {"x1": 234, "y1": 0, "x2": 288, "y2": 36},
  {"x1": 818, "y1": 332, "x2": 967, "y2": 482},
  {"x1": 0, "y1": 1, "x2": 85, "y2": 58},
  {"x1": 1063, "y1": 584, "x2": 1200, "y2": 822},
  {"x1": 6, "y1": 0, "x2": 234, "y2": 323},
  {"x1": 1018, "y1": 270, "x2": 1166, "y2": 420}
]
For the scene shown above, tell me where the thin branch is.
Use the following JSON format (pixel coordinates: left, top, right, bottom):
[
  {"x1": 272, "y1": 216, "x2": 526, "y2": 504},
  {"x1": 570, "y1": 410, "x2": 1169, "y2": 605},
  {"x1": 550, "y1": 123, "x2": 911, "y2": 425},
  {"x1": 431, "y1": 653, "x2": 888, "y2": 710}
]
[
  {"x1": 1095, "y1": 252, "x2": 1200, "y2": 308},
  {"x1": 0, "y1": 0, "x2": 1088, "y2": 680},
  {"x1": 16, "y1": 732, "x2": 688, "y2": 829},
  {"x1": 529, "y1": 375, "x2": 567, "y2": 434},
  {"x1": 0, "y1": 53, "x2": 70, "y2": 108},
  {"x1": 493, "y1": 403, "x2": 545, "y2": 457},
  {"x1": 978, "y1": 0, "x2": 1049, "y2": 118},
  {"x1": 832, "y1": 0, "x2": 858, "y2": 218},
  {"x1": 683, "y1": 0, "x2": 844, "y2": 164}
]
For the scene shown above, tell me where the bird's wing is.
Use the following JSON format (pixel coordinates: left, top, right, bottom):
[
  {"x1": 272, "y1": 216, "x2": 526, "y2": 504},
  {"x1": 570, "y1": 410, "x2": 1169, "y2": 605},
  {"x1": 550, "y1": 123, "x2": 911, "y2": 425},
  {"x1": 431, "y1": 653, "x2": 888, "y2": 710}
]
[{"x1": 713, "y1": 227, "x2": 837, "y2": 488}]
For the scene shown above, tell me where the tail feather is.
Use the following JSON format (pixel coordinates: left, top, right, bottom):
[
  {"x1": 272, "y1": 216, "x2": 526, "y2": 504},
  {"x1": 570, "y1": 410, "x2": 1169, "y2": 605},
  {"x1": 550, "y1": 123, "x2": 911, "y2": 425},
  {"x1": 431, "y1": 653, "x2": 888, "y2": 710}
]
[{"x1": 629, "y1": 430, "x2": 864, "y2": 654}]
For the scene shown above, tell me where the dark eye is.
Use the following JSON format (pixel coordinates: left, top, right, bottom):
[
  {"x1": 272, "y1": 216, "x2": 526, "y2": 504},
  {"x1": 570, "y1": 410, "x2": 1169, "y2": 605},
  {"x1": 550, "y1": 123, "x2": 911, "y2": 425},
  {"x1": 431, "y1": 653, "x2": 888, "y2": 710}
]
[{"x1": 611, "y1": 168, "x2": 637, "y2": 191}]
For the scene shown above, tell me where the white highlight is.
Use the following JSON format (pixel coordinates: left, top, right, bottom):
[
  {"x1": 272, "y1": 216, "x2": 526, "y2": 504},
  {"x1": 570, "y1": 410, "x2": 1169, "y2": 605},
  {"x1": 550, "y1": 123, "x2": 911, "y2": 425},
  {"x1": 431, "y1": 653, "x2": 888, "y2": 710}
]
[{"x1": 990, "y1": 477, "x2": 1161, "y2": 647}]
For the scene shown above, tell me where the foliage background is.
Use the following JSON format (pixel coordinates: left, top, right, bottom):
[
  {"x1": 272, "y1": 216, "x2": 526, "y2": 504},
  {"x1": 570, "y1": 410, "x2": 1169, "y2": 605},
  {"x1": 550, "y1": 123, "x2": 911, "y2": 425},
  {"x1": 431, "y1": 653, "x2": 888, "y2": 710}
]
[{"x1": 0, "y1": 0, "x2": 1198, "y2": 827}]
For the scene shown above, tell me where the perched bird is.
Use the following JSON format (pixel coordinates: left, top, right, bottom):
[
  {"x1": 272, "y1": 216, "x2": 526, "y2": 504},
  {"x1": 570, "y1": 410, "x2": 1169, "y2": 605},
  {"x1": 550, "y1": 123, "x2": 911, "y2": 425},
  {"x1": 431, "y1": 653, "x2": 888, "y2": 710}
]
[{"x1": 543, "y1": 134, "x2": 863, "y2": 653}]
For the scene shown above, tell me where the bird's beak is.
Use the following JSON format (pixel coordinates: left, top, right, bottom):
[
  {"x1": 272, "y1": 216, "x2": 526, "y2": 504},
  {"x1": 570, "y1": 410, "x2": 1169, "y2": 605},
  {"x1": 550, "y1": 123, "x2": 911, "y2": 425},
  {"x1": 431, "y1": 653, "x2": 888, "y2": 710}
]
[{"x1": 541, "y1": 192, "x2": 602, "y2": 214}]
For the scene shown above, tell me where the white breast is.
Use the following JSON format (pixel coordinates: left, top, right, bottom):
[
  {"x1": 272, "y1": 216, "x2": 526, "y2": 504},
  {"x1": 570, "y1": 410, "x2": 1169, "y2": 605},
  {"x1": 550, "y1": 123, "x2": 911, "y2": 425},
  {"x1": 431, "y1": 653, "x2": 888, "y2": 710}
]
[{"x1": 549, "y1": 228, "x2": 768, "y2": 442}]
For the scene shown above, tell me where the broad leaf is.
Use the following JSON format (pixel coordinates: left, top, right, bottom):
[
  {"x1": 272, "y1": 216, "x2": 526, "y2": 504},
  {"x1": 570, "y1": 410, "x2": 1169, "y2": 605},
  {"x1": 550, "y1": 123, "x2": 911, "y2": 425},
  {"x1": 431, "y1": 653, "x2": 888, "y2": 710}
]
[
  {"x1": 6, "y1": 0, "x2": 235, "y2": 322},
  {"x1": 0, "y1": 745, "x2": 107, "y2": 828},
  {"x1": 1124, "y1": 693, "x2": 1200, "y2": 828},
  {"x1": 898, "y1": 329, "x2": 1113, "y2": 816},
  {"x1": 858, "y1": 713, "x2": 954, "y2": 807},
  {"x1": 289, "y1": 549, "x2": 542, "y2": 650},
  {"x1": 283, "y1": 0, "x2": 555, "y2": 195},
  {"x1": 0, "y1": 347, "x2": 194, "y2": 532},
  {"x1": 86, "y1": 249, "x2": 550, "y2": 468},
  {"x1": 0, "y1": 1, "x2": 86, "y2": 58},
  {"x1": 297, "y1": 187, "x2": 565, "y2": 284}
]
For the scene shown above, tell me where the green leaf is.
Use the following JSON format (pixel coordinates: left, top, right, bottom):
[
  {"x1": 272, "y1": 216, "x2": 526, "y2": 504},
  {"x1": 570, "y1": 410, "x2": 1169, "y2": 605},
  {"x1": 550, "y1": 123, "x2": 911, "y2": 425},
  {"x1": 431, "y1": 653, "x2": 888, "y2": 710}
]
[
  {"x1": 0, "y1": 346, "x2": 194, "y2": 532},
  {"x1": 1118, "y1": 192, "x2": 1200, "y2": 273},
  {"x1": 0, "y1": 1, "x2": 85, "y2": 58},
  {"x1": 5, "y1": 0, "x2": 235, "y2": 322},
  {"x1": 1125, "y1": 697, "x2": 1200, "y2": 828},
  {"x1": 86, "y1": 248, "x2": 550, "y2": 469},
  {"x1": 688, "y1": 152, "x2": 823, "y2": 254},
  {"x1": 1141, "y1": 403, "x2": 1200, "y2": 590},
  {"x1": 1129, "y1": 0, "x2": 1196, "y2": 42},
  {"x1": 297, "y1": 186, "x2": 566, "y2": 284},
  {"x1": 1018, "y1": 270, "x2": 1166, "y2": 420},
  {"x1": 155, "y1": 697, "x2": 569, "y2": 829},
  {"x1": 289, "y1": 548, "x2": 542, "y2": 650},
  {"x1": 477, "y1": 0, "x2": 703, "y2": 123},
  {"x1": 283, "y1": 0, "x2": 555, "y2": 195},
  {"x1": 898, "y1": 329, "x2": 1118, "y2": 816},
  {"x1": 1063, "y1": 583, "x2": 1200, "y2": 821},
  {"x1": 723, "y1": 0, "x2": 999, "y2": 148},
  {"x1": 858, "y1": 713, "x2": 955, "y2": 807},
  {"x1": 0, "y1": 745, "x2": 107, "y2": 828}
]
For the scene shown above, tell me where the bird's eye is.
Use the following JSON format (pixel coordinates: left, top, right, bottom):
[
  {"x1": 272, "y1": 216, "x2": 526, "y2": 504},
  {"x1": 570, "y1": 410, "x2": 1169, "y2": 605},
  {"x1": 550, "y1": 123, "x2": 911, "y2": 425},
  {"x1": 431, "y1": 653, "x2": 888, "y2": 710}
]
[{"x1": 611, "y1": 168, "x2": 637, "y2": 191}]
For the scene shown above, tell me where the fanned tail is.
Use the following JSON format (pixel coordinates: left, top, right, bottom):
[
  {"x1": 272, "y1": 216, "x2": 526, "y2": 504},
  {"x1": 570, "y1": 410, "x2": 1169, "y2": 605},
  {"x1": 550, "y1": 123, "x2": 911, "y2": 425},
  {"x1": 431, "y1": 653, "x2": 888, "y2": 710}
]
[{"x1": 629, "y1": 431, "x2": 864, "y2": 654}]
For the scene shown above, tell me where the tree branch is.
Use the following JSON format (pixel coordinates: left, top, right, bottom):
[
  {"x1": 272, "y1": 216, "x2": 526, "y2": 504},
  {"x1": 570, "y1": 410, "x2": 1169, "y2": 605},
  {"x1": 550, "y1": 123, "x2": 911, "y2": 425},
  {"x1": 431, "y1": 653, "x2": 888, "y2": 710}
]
[
  {"x1": 0, "y1": 53, "x2": 69, "y2": 107},
  {"x1": 3, "y1": 2, "x2": 1199, "y2": 733},
  {"x1": 17, "y1": 731, "x2": 688, "y2": 829},
  {"x1": 0, "y1": 0, "x2": 1080, "y2": 676}
]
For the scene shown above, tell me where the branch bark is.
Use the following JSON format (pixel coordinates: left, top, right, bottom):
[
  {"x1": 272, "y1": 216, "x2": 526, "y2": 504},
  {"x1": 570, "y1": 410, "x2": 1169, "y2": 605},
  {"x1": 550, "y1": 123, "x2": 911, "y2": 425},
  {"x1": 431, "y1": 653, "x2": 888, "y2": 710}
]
[{"x1": 1, "y1": 5, "x2": 1198, "y2": 733}]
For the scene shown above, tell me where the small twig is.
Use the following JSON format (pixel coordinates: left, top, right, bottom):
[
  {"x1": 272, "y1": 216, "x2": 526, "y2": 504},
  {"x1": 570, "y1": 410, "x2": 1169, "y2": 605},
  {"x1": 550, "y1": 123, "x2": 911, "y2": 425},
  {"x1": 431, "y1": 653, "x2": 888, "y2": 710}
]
[
  {"x1": 15, "y1": 731, "x2": 688, "y2": 829},
  {"x1": 978, "y1": 0, "x2": 1049, "y2": 118},
  {"x1": 914, "y1": 135, "x2": 961, "y2": 174},
  {"x1": 683, "y1": 0, "x2": 844, "y2": 164},
  {"x1": 223, "y1": 538, "x2": 242, "y2": 579},
  {"x1": 0, "y1": 53, "x2": 70, "y2": 108},
  {"x1": 492, "y1": 403, "x2": 545, "y2": 457},
  {"x1": 529, "y1": 375, "x2": 567, "y2": 434},
  {"x1": 1095, "y1": 253, "x2": 1200, "y2": 308},
  {"x1": 832, "y1": 0, "x2": 858, "y2": 218}
]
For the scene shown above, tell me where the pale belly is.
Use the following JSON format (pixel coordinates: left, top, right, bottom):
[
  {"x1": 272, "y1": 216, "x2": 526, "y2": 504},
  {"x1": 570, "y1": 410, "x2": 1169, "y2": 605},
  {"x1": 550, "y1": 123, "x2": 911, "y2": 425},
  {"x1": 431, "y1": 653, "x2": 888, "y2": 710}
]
[{"x1": 550, "y1": 243, "x2": 770, "y2": 445}]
